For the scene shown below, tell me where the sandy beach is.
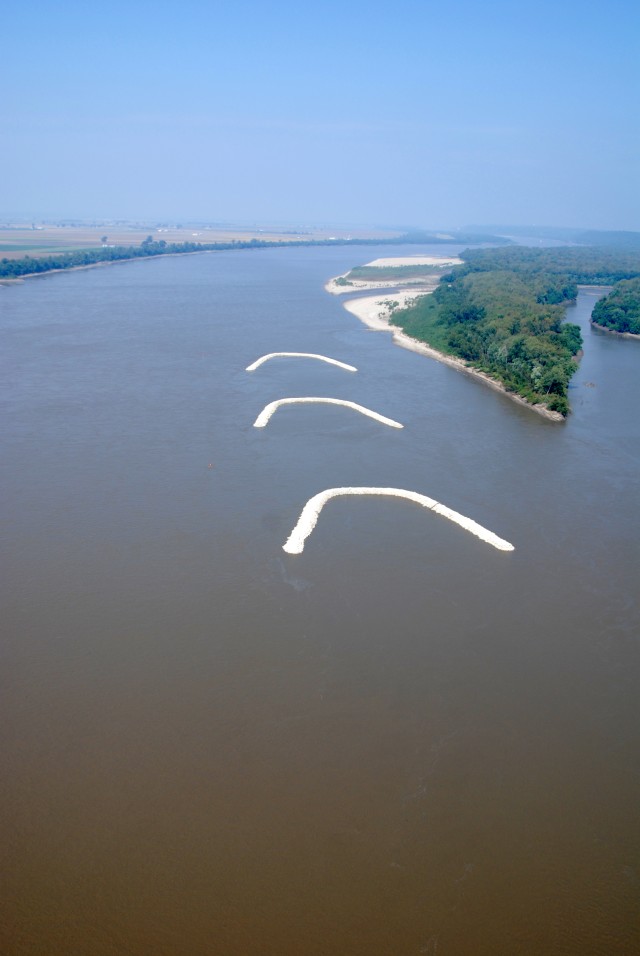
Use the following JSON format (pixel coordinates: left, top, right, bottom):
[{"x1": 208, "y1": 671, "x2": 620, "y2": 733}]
[
  {"x1": 336, "y1": 283, "x2": 564, "y2": 422},
  {"x1": 324, "y1": 255, "x2": 461, "y2": 296},
  {"x1": 364, "y1": 256, "x2": 462, "y2": 269},
  {"x1": 325, "y1": 274, "x2": 442, "y2": 295}
]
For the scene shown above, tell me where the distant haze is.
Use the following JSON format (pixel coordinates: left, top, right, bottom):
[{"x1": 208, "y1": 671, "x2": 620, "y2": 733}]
[{"x1": 2, "y1": 0, "x2": 638, "y2": 229}]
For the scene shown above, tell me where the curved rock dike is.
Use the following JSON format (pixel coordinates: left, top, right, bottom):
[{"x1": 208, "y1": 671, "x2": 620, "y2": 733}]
[
  {"x1": 246, "y1": 352, "x2": 357, "y2": 372},
  {"x1": 253, "y1": 398, "x2": 403, "y2": 429},
  {"x1": 283, "y1": 487, "x2": 515, "y2": 554}
]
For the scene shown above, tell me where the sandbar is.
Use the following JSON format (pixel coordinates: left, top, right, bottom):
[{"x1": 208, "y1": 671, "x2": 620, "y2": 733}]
[
  {"x1": 364, "y1": 256, "x2": 462, "y2": 268},
  {"x1": 325, "y1": 255, "x2": 461, "y2": 296}
]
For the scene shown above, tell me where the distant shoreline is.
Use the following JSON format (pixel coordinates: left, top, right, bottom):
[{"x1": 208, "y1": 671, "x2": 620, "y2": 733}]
[
  {"x1": 0, "y1": 236, "x2": 494, "y2": 285},
  {"x1": 0, "y1": 249, "x2": 213, "y2": 284},
  {"x1": 332, "y1": 282, "x2": 564, "y2": 422},
  {"x1": 1, "y1": 247, "x2": 441, "y2": 286}
]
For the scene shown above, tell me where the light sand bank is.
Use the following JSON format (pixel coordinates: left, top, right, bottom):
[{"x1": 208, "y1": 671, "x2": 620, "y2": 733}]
[
  {"x1": 340, "y1": 291, "x2": 564, "y2": 422},
  {"x1": 325, "y1": 275, "x2": 442, "y2": 295},
  {"x1": 325, "y1": 255, "x2": 461, "y2": 297},
  {"x1": 365, "y1": 256, "x2": 462, "y2": 268},
  {"x1": 283, "y1": 487, "x2": 514, "y2": 554}
]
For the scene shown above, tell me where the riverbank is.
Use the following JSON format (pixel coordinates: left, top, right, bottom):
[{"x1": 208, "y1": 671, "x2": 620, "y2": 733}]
[
  {"x1": 591, "y1": 320, "x2": 640, "y2": 340},
  {"x1": 0, "y1": 243, "x2": 293, "y2": 284},
  {"x1": 0, "y1": 256, "x2": 146, "y2": 284},
  {"x1": 0, "y1": 247, "x2": 231, "y2": 285},
  {"x1": 339, "y1": 289, "x2": 565, "y2": 422}
]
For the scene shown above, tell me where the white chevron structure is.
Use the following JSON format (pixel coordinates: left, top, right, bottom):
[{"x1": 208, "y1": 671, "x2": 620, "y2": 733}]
[
  {"x1": 246, "y1": 352, "x2": 357, "y2": 372},
  {"x1": 282, "y1": 487, "x2": 515, "y2": 554},
  {"x1": 253, "y1": 398, "x2": 403, "y2": 429}
]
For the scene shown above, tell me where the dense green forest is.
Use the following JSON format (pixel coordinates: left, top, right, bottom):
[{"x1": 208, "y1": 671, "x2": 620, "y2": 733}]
[
  {"x1": 591, "y1": 277, "x2": 640, "y2": 334},
  {"x1": 389, "y1": 246, "x2": 640, "y2": 416},
  {"x1": 457, "y1": 245, "x2": 640, "y2": 284}
]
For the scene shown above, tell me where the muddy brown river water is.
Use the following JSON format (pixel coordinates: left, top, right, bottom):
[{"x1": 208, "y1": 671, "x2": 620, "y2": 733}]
[{"x1": 2, "y1": 246, "x2": 639, "y2": 954}]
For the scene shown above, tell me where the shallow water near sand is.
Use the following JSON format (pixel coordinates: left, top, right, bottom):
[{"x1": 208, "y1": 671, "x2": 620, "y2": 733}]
[{"x1": 2, "y1": 246, "x2": 639, "y2": 954}]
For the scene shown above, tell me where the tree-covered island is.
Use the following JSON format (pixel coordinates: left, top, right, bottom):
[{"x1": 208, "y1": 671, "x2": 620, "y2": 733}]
[
  {"x1": 591, "y1": 277, "x2": 640, "y2": 335},
  {"x1": 387, "y1": 246, "x2": 640, "y2": 417}
]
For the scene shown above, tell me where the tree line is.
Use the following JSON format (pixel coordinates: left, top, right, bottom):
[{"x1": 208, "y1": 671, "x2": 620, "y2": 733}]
[
  {"x1": 457, "y1": 245, "x2": 640, "y2": 284},
  {"x1": 0, "y1": 238, "x2": 303, "y2": 278}
]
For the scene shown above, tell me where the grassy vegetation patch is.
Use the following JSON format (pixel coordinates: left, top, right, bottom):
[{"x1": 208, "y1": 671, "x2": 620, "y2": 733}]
[
  {"x1": 389, "y1": 295, "x2": 454, "y2": 354},
  {"x1": 346, "y1": 264, "x2": 450, "y2": 281}
]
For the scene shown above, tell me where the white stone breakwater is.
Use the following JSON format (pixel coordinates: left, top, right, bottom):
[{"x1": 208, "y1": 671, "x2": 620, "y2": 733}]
[
  {"x1": 246, "y1": 352, "x2": 357, "y2": 372},
  {"x1": 283, "y1": 487, "x2": 515, "y2": 554},
  {"x1": 253, "y1": 398, "x2": 403, "y2": 429}
]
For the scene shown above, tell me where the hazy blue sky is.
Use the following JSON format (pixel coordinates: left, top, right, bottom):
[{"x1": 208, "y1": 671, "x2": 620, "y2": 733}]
[{"x1": 2, "y1": 0, "x2": 638, "y2": 229}]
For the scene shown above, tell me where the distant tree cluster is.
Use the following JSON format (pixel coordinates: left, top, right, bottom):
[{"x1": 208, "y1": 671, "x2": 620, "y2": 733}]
[
  {"x1": 395, "y1": 230, "x2": 512, "y2": 246},
  {"x1": 458, "y1": 245, "x2": 640, "y2": 285},
  {"x1": 591, "y1": 277, "x2": 640, "y2": 334}
]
